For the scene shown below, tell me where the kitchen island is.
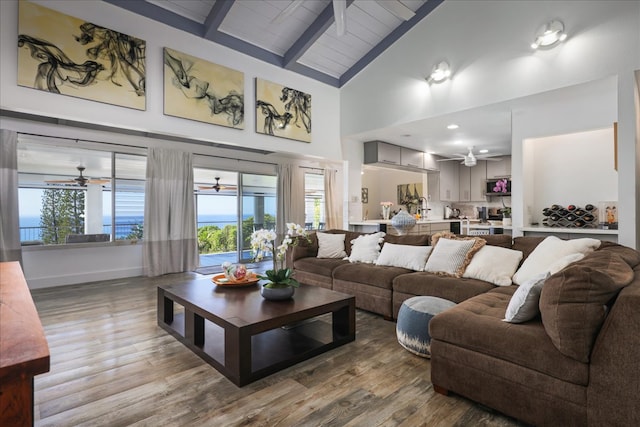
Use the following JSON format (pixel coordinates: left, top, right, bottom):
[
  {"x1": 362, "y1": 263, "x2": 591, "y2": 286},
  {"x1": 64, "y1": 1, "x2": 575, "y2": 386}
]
[{"x1": 349, "y1": 219, "x2": 462, "y2": 235}]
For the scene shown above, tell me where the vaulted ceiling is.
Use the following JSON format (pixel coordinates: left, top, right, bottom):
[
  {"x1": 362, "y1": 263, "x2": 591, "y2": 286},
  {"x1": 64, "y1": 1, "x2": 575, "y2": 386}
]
[{"x1": 104, "y1": 0, "x2": 444, "y2": 87}]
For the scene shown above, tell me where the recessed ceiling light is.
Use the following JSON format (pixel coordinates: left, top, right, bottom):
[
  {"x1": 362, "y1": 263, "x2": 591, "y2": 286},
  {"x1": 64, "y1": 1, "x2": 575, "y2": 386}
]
[
  {"x1": 447, "y1": 124, "x2": 459, "y2": 130},
  {"x1": 426, "y1": 61, "x2": 451, "y2": 84},
  {"x1": 479, "y1": 149, "x2": 489, "y2": 154}
]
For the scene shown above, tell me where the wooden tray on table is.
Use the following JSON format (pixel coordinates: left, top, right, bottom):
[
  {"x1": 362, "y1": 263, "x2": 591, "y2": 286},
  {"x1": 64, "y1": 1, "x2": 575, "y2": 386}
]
[{"x1": 211, "y1": 273, "x2": 260, "y2": 287}]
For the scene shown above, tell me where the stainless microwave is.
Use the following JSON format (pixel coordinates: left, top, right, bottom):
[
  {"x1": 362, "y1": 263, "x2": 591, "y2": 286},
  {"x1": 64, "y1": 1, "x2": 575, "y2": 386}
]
[{"x1": 486, "y1": 179, "x2": 511, "y2": 196}]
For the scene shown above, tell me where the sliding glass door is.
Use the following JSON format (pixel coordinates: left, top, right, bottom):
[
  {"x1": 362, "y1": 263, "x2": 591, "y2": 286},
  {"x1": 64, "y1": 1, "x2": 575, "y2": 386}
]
[
  {"x1": 239, "y1": 173, "x2": 277, "y2": 262},
  {"x1": 194, "y1": 169, "x2": 276, "y2": 267}
]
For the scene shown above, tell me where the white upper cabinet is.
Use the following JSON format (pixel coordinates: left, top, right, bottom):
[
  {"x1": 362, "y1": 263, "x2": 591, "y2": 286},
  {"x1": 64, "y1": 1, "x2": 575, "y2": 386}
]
[
  {"x1": 439, "y1": 160, "x2": 459, "y2": 201},
  {"x1": 486, "y1": 156, "x2": 511, "y2": 178},
  {"x1": 364, "y1": 141, "x2": 401, "y2": 166},
  {"x1": 400, "y1": 147, "x2": 423, "y2": 169},
  {"x1": 470, "y1": 160, "x2": 487, "y2": 201}
]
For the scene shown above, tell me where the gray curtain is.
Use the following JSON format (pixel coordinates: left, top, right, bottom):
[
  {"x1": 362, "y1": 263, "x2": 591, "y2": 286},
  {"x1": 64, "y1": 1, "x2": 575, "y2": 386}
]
[
  {"x1": 143, "y1": 147, "x2": 198, "y2": 276},
  {"x1": 324, "y1": 167, "x2": 341, "y2": 229},
  {"x1": 276, "y1": 164, "x2": 304, "y2": 237},
  {"x1": 0, "y1": 130, "x2": 22, "y2": 264}
]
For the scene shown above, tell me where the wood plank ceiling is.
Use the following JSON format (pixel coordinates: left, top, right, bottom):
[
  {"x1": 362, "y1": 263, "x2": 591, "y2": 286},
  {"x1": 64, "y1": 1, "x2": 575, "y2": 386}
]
[{"x1": 105, "y1": 0, "x2": 444, "y2": 87}]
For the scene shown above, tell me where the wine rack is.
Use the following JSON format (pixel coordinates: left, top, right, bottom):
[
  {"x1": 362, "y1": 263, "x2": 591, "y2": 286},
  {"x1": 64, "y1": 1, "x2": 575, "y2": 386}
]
[{"x1": 542, "y1": 204, "x2": 598, "y2": 228}]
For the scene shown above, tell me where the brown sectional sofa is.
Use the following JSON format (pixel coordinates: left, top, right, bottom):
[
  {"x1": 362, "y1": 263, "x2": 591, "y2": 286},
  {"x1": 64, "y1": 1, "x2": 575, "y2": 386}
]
[{"x1": 287, "y1": 230, "x2": 640, "y2": 426}]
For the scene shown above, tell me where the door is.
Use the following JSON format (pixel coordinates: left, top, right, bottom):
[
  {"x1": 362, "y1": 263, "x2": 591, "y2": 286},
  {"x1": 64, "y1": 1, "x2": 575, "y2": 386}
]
[{"x1": 239, "y1": 173, "x2": 277, "y2": 262}]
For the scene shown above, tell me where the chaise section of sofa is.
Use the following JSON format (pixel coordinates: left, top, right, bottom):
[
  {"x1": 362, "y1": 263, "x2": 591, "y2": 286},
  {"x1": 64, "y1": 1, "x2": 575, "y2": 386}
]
[{"x1": 429, "y1": 242, "x2": 640, "y2": 426}]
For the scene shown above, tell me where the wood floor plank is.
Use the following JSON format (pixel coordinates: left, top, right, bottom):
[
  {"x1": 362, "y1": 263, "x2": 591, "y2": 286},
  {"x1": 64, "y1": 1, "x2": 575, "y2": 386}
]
[{"x1": 31, "y1": 273, "x2": 527, "y2": 427}]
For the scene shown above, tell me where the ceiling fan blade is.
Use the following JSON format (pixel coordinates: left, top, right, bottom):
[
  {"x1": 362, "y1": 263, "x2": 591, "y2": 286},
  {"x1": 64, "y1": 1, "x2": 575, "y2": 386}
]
[
  {"x1": 271, "y1": 0, "x2": 305, "y2": 25},
  {"x1": 87, "y1": 178, "x2": 111, "y2": 184},
  {"x1": 376, "y1": 0, "x2": 415, "y2": 21},
  {"x1": 45, "y1": 179, "x2": 76, "y2": 183},
  {"x1": 333, "y1": 0, "x2": 347, "y2": 36}
]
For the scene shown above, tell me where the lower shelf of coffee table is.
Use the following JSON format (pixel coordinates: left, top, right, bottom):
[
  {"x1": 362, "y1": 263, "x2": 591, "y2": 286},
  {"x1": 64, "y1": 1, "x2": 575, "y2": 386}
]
[{"x1": 163, "y1": 312, "x2": 342, "y2": 380}]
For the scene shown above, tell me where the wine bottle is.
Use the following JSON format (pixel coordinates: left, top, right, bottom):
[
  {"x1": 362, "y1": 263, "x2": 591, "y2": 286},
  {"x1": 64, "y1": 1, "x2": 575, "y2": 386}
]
[
  {"x1": 575, "y1": 219, "x2": 586, "y2": 228},
  {"x1": 542, "y1": 208, "x2": 551, "y2": 217},
  {"x1": 583, "y1": 214, "x2": 595, "y2": 222},
  {"x1": 585, "y1": 204, "x2": 595, "y2": 211},
  {"x1": 567, "y1": 205, "x2": 576, "y2": 211},
  {"x1": 550, "y1": 214, "x2": 560, "y2": 222}
]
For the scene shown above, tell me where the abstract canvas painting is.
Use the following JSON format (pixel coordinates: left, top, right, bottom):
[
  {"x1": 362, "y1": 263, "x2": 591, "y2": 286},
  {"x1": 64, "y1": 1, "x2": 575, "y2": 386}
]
[
  {"x1": 17, "y1": 1, "x2": 146, "y2": 110},
  {"x1": 398, "y1": 183, "x2": 423, "y2": 213},
  {"x1": 255, "y1": 78, "x2": 311, "y2": 143},
  {"x1": 163, "y1": 47, "x2": 244, "y2": 129}
]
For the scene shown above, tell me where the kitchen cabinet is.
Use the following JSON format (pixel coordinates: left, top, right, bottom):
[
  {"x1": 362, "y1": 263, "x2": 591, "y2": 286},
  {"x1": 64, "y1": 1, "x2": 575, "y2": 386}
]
[
  {"x1": 386, "y1": 221, "x2": 458, "y2": 236},
  {"x1": 459, "y1": 165, "x2": 471, "y2": 201},
  {"x1": 486, "y1": 156, "x2": 511, "y2": 178},
  {"x1": 423, "y1": 152, "x2": 440, "y2": 171},
  {"x1": 400, "y1": 147, "x2": 423, "y2": 169},
  {"x1": 439, "y1": 160, "x2": 459, "y2": 201},
  {"x1": 470, "y1": 160, "x2": 487, "y2": 201},
  {"x1": 364, "y1": 141, "x2": 401, "y2": 166}
]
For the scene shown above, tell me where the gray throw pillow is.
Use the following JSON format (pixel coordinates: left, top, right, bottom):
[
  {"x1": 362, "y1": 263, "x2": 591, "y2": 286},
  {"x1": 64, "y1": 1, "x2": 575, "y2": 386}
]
[{"x1": 503, "y1": 272, "x2": 550, "y2": 323}]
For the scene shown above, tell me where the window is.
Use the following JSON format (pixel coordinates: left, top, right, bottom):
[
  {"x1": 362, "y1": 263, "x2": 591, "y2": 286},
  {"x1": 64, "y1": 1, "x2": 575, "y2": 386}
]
[
  {"x1": 17, "y1": 137, "x2": 145, "y2": 245},
  {"x1": 304, "y1": 172, "x2": 325, "y2": 230}
]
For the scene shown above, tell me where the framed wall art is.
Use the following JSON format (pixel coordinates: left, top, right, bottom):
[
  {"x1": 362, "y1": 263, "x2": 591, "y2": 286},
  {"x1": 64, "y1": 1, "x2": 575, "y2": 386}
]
[
  {"x1": 163, "y1": 47, "x2": 244, "y2": 129},
  {"x1": 255, "y1": 78, "x2": 311, "y2": 143},
  {"x1": 17, "y1": 1, "x2": 146, "y2": 110}
]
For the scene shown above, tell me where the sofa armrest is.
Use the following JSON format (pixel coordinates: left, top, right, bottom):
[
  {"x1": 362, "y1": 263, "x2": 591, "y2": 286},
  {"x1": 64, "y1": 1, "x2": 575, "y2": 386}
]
[{"x1": 587, "y1": 274, "x2": 640, "y2": 426}]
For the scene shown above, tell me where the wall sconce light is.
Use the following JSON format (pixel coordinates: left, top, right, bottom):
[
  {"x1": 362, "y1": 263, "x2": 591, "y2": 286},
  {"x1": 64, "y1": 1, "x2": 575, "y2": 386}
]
[
  {"x1": 426, "y1": 61, "x2": 451, "y2": 84},
  {"x1": 531, "y1": 19, "x2": 567, "y2": 49}
]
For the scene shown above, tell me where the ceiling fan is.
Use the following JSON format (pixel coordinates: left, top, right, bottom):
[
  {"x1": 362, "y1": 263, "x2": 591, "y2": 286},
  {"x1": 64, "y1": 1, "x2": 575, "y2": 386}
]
[
  {"x1": 45, "y1": 166, "x2": 110, "y2": 186},
  {"x1": 198, "y1": 177, "x2": 237, "y2": 192},
  {"x1": 437, "y1": 147, "x2": 502, "y2": 168},
  {"x1": 273, "y1": 0, "x2": 415, "y2": 36}
]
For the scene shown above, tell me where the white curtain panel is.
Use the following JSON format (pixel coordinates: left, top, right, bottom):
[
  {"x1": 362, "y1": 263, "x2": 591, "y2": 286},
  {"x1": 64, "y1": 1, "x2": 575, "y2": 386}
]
[
  {"x1": 324, "y1": 167, "x2": 341, "y2": 230},
  {"x1": 143, "y1": 147, "x2": 198, "y2": 276},
  {"x1": 0, "y1": 130, "x2": 23, "y2": 264},
  {"x1": 276, "y1": 164, "x2": 304, "y2": 238}
]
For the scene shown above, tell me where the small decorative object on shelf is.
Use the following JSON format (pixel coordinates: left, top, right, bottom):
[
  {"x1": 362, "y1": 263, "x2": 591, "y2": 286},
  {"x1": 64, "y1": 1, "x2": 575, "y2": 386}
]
[
  {"x1": 250, "y1": 223, "x2": 311, "y2": 300},
  {"x1": 380, "y1": 201, "x2": 393, "y2": 220},
  {"x1": 541, "y1": 204, "x2": 599, "y2": 228},
  {"x1": 598, "y1": 201, "x2": 618, "y2": 230},
  {"x1": 391, "y1": 209, "x2": 417, "y2": 235}
]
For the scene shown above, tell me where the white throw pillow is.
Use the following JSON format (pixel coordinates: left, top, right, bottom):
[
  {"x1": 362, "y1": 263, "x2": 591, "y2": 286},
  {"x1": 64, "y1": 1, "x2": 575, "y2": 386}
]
[
  {"x1": 376, "y1": 243, "x2": 433, "y2": 271},
  {"x1": 503, "y1": 272, "x2": 550, "y2": 323},
  {"x1": 424, "y1": 238, "x2": 477, "y2": 277},
  {"x1": 512, "y1": 236, "x2": 600, "y2": 285},
  {"x1": 348, "y1": 232, "x2": 386, "y2": 264},
  {"x1": 316, "y1": 233, "x2": 347, "y2": 259},
  {"x1": 463, "y1": 246, "x2": 524, "y2": 286}
]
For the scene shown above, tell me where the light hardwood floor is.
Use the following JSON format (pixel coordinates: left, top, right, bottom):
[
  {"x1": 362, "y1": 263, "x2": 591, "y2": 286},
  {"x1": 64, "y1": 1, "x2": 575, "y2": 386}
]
[{"x1": 31, "y1": 273, "x2": 527, "y2": 427}]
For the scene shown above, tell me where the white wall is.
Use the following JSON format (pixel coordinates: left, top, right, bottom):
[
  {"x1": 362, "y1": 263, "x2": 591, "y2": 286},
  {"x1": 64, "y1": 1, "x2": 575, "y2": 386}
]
[
  {"x1": 0, "y1": 0, "x2": 342, "y2": 161},
  {"x1": 341, "y1": 0, "x2": 640, "y2": 136},
  {"x1": 0, "y1": 0, "x2": 347, "y2": 287},
  {"x1": 526, "y1": 128, "x2": 617, "y2": 224}
]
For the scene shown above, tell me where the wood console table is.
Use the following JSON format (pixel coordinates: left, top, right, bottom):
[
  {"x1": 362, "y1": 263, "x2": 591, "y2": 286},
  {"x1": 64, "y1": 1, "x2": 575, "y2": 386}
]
[{"x1": 0, "y1": 262, "x2": 50, "y2": 426}]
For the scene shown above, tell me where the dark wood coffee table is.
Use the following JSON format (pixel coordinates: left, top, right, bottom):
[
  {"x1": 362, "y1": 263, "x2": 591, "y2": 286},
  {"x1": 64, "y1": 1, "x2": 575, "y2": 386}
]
[{"x1": 157, "y1": 279, "x2": 355, "y2": 386}]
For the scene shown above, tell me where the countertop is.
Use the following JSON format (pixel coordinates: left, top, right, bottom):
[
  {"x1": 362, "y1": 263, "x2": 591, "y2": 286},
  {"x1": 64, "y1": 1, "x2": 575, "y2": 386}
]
[
  {"x1": 521, "y1": 226, "x2": 618, "y2": 235},
  {"x1": 349, "y1": 219, "x2": 463, "y2": 226}
]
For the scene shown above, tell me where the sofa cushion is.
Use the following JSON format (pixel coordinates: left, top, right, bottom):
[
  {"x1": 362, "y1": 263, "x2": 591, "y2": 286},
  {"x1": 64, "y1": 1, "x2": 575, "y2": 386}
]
[
  {"x1": 425, "y1": 235, "x2": 485, "y2": 278},
  {"x1": 316, "y1": 232, "x2": 347, "y2": 258},
  {"x1": 512, "y1": 236, "x2": 600, "y2": 285},
  {"x1": 429, "y1": 287, "x2": 589, "y2": 386},
  {"x1": 503, "y1": 272, "x2": 549, "y2": 323},
  {"x1": 478, "y1": 234, "x2": 513, "y2": 249},
  {"x1": 393, "y1": 272, "x2": 496, "y2": 303},
  {"x1": 376, "y1": 243, "x2": 433, "y2": 271},
  {"x1": 597, "y1": 241, "x2": 640, "y2": 268},
  {"x1": 540, "y1": 250, "x2": 635, "y2": 363},
  {"x1": 333, "y1": 263, "x2": 410, "y2": 290},
  {"x1": 462, "y1": 245, "x2": 523, "y2": 286},
  {"x1": 512, "y1": 236, "x2": 546, "y2": 262},
  {"x1": 347, "y1": 232, "x2": 385, "y2": 264},
  {"x1": 293, "y1": 257, "x2": 348, "y2": 277},
  {"x1": 384, "y1": 233, "x2": 430, "y2": 246}
]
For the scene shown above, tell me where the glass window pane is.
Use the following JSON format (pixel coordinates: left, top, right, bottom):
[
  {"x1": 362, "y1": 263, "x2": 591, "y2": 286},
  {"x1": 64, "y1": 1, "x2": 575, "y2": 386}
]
[{"x1": 304, "y1": 172, "x2": 325, "y2": 230}]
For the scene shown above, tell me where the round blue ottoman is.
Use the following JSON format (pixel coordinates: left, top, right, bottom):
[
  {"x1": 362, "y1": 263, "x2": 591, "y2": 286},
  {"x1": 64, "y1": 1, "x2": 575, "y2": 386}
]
[{"x1": 396, "y1": 296, "x2": 456, "y2": 358}]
